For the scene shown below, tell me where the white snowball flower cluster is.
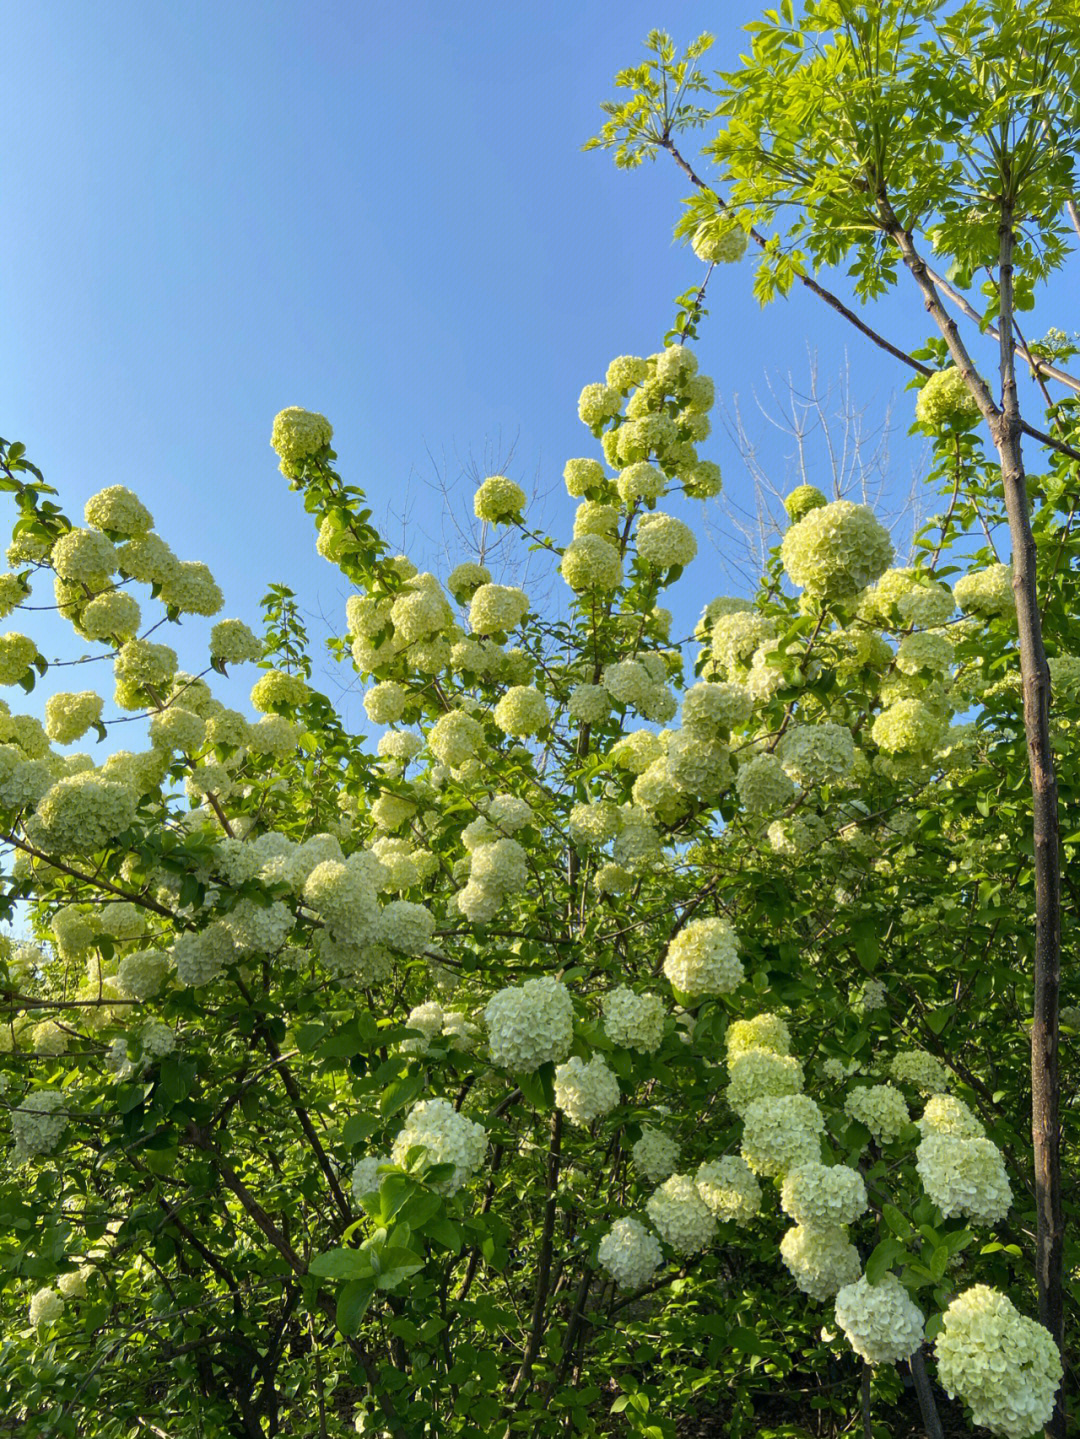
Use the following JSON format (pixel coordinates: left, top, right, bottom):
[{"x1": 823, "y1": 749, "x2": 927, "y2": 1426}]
[
  {"x1": 568, "y1": 800, "x2": 621, "y2": 847},
  {"x1": 11, "y1": 1089, "x2": 68, "y2": 1163},
  {"x1": 350, "y1": 1154, "x2": 391, "y2": 1202},
  {"x1": 597, "y1": 1217, "x2": 663, "y2": 1290},
  {"x1": 953, "y1": 563, "x2": 1014, "y2": 618},
  {"x1": 871, "y1": 698, "x2": 947, "y2": 756},
  {"x1": 850, "y1": 978, "x2": 887, "y2": 1014},
  {"x1": 601, "y1": 987, "x2": 666, "y2": 1054},
  {"x1": 560, "y1": 535, "x2": 622, "y2": 593},
  {"x1": 695, "y1": 1156, "x2": 762, "y2": 1225},
  {"x1": 553, "y1": 1054, "x2": 621, "y2": 1126},
  {"x1": 779, "y1": 1224, "x2": 862, "y2": 1302},
  {"x1": 473, "y1": 475, "x2": 526, "y2": 523},
  {"x1": 391, "y1": 1098, "x2": 486, "y2": 1195},
  {"x1": 834, "y1": 1274, "x2": 925, "y2": 1365},
  {"x1": 934, "y1": 1286, "x2": 1062, "y2": 1439},
  {"x1": 682, "y1": 681, "x2": 753, "y2": 737},
  {"x1": 919, "y1": 1094, "x2": 984, "y2": 1140},
  {"x1": 916, "y1": 1134, "x2": 1012, "y2": 1224},
  {"x1": 29, "y1": 1286, "x2": 65, "y2": 1328},
  {"x1": 172, "y1": 922, "x2": 234, "y2": 988},
  {"x1": 844, "y1": 1084, "x2": 911, "y2": 1145},
  {"x1": 493, "y1": 686, "x2": 549, "y2": 737},
  {"x1": 780, "y1": 1162, "x2": 867, "y2": 1228},
  {"x1": 777, "y1": 723, "x2": 856, "y2": 787},
  {"x1": 889, "y1": 1050, "x2": 949, "y2": 1094},
  {"x1": 915, "y1": 366, "x2": 981, "y2": 431},
  {"x1": 663, "y1": 917, "x2": 743, "y2": 999},
  {"x1": 469, "y1": 583, "x2": 529, "y2": 636},
  {"x1": 224, "y1": 899, "x2": 294, "y2": 955},
  {"x1": 484, "y1": 976, "x2": 574, "y2": 1072},
  {"x1": 646, "y1": 1174, "x2": 717, "y2": 1255},
  {"x1": 635, "y1": 512, "x2": 697, "y2": 569},
  {"x1": 56, "y1": 1267, "x2": 90, "y2": 1299},
  {"x1": 209, "y1": 618, "x2": 262, "y2": 664},
  {"x1": 726, "y1": 1048, "x2": 804, "y2": 1116},
  {"x1": 741, "y1": 1095, "x2": 825, "y2": 1177},
  {"x1": 780, "y1": 500, "x2": 894, "y2": 600},
  {"x1": 32, "y1": 771, "x2": 137, "y2": 854},
  {"x1": 44, "y1": 691, "x2": 103, "y2": 746},
  {"x1": 84, "y1": 484, "x2": 154, "y2": 536},
  {"x1": 567, "y1": 683, "x2": 610, "y2": 725},
  {"x1": 726, "y1": 1013, "x2": 792, "y2": 1058},
  {"x1": 458, "y1": 836, "x2": 529, "y2": 922},
  {"x1": 602, "y1": 661, "x2": 653, "y2": 709},
  {"x1": 632, "y1": 1126, "x2": 679, "y2": 1184},
  {"x1": 428, "y1": 711, "x2": 484, "y2": 768},
  {"x1": 379, "y1": 900, "x2": 436, "y2": 956}
]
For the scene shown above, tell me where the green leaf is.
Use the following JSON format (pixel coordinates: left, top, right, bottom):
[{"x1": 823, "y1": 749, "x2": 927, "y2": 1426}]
[
  {"x1": 342, "y1": 1113, "x2": 379, "y2": 1147},
  {"x1": 336, "y1": 1278, "x2": 375, "y2": 1335},
  {"x1": 379, "y1": 1071, "x2": 425, "y2": 1118},
  {"x1": 308, "y1": 1248, "x2": 374, "y2": 1281},
  {"x1": 865, "y1": 1237, "x2": 906, "y2": 1285}
]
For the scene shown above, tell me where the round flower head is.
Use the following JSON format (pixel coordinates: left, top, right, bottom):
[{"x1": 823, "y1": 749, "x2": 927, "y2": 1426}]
[
  {"x1": 363, "y1": 681, "x2": 407, "y2": 726},
  {"x1": 29, "y1": 1286, "x2": 64, "y2": 1328},
  {"x1": 646, "y1": 1173, "x2": 717, "y2": 1255},
  {"x1": 251, "y1": 669, "x2": 308, "y2": 712},
  {"x1": 916, "y1": 1133, "x2": 1012, "y2": 1224},
  {"x1": 691, "y1": 216, "x2": 748, "y2": 264},
  {"x1": 635, "y1": 512, "x2": 697, "y2": 570},
  {"x1": 553, "y1": 1054, "x2": 620, "y2": 1126},
  {"x1": 578, "y1": 383, "x2": 622, "y2": 427},
  {"x1": 735, "y1": 753, "x2": 797, "y2": 814},
  {"x1": 34, "y1": 771, "x2": 137, "y2": 853},
  {"x1": 727, "y1": 1048, "x2": 804, "y2": 1116},
  {"x1": 567, "y1": 683, "x2": 610, "y2": 726},
  {"x1": 741, "y1": 1094, "x2": 825, "y2": 1177},
  {"x1": 84, "y1": 486, "x2": 153, "y2": 537},
  {"x1": 616, "y1": 462, "x2": 667, "y2": 505},
  {"x1": 780, "y1": 500, "x2": 893, "y2": 599},
  {"x1": 682, "y1": 681, "x2": 753, "y2": 737},
  {"x1": 116, "y1": 533, "x2": 181, "y2": 585},
  {"x1": 574, "y1": 500, "x2": 619, "y2": 539},
  {"x1": 116, "y1": 949, "x2": 169, "y2": 1001},
  {"x1": 271, "y1": 407, "x2": 333, "y2": 475},
  {"x1": 777, "y1": 723, "x2": 855, "y2": 787},
  {"x1": 469, "y1": 584, "x2": 529, "y2": 635},
  {"x1": 350, "y1": 1154, "x2": 391, "y2": 1203},
  {"x1": 953, "y1": 563, "x2": 1015, "y2": 618},
  {"x1": 663, "y1": 916, "x2": 743, "y2": 999},
  {"x1": 784, "y1": 485, "x2": 827, "y2": 523},
  {"x1": 446, "y1": 562, "x2": 491, "y2": 603},
  {"x1": 606, "y1": 354, "x2": 651, "y2": 390},
  {"x1": 429, "y1": 710, "x2": 484, "y2": 768},
  {"x1": 871, "y1": 699, "x2": 947, "y2": 756},
  {"x1": 934, "y1": 1286, "x2": 1061, "y2": 1439},
  {"x1": 889, "y1": 1050, "x2": 949, "y2": 1094},
  {"x1": 157, "y1": 562, "x2": 223, "y2": 615},
  {"x1": 493, "y1": 685, "x2": 548, "y2": 737},
  {"x1": 682, "y1": 459, "x2": 722, "y2": 499},
  {"x1": 918, "y1": 1094, "x2": 984, "y2": 1141},
  {"x1": 44, "y1": 692, "x2": 103, "y2": 746},
  {"x1": 632, "y1": 1126, "x2": 679, "y2": 1184},
  {"x1": 79, "y1": 591, "x2": 141, "y2": 642},
  {"x1": 474, "y1": 475, "x2": 526, "y2": 524},
  {"x1": 484, "y1": 975, "x2": 573, "y2": 1072},
  {"x1": 709, "y1": 611, "x2": 776, "y2": 678},
  {"x1": 391, "y1": 1098, "x2": 486, "y2": 1196},
  {"x1": 378, "y1": 900, "x2": 435, "y2": 955},
  {"x1": 726, "y1": 1012, "x2": 791, "y2": 1059},
  {"x1": 780, "y1": 1223, "x2": 862, "y2": 1302},
  {"x1": 11, "y1": 1089, "x2": 68, "y2": 1162},
  {"x1": 560, "y1": 535, "x2": 622, "y2": 593},
  {"x1": 781, "y1": 1162, "x2": 867, "y2": 1228},
  {"x1": 0, "y1": 633, "x2": 37, "y2": 686},
  {"x1": 51, "y1": 528, "x2": 118, "y2": 583},
  {"x1": 915, "y1": 367, "x2": 981, "y2": 432},
  {"x1": 695, "y1": 1156, "x2": 762, "y2": 1225},
  {"x1": 844, "y1": 1084, "x2": 910, "y2": 1145},
  {"x1": 563, "y1": 458, "x2": 607, "y2": 497},
  {"x1": 601, "y1": 987, "x2": 666, "y2": 1054},
  {"x1": 597, "y1": 1216, "x2": 663, "y2": 1289},
  {"x1": 834, "y1": 1274, "x2": 925, "y2": 1366}
]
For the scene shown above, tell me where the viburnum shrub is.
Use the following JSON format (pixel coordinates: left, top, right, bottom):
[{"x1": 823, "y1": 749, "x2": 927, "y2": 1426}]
[{"x1": 0, "y1": 297, "x2": 1073, "y2": 1439}]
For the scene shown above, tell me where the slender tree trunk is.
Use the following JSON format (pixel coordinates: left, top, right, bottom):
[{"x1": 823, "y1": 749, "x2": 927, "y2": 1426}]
[{"x1": 879, "y1": 194, "x2": 1065, "y2": 1435}]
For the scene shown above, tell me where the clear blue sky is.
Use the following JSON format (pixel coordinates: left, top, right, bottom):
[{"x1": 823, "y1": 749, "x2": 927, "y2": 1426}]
[{"x1": 2, "y1": 0, "x2": 1056, "y2": 727}]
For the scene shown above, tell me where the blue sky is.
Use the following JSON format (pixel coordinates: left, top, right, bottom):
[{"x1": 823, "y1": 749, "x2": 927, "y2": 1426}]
[{"x1": 1, "y1": 0, "x2": 1057, "y2": 730}]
